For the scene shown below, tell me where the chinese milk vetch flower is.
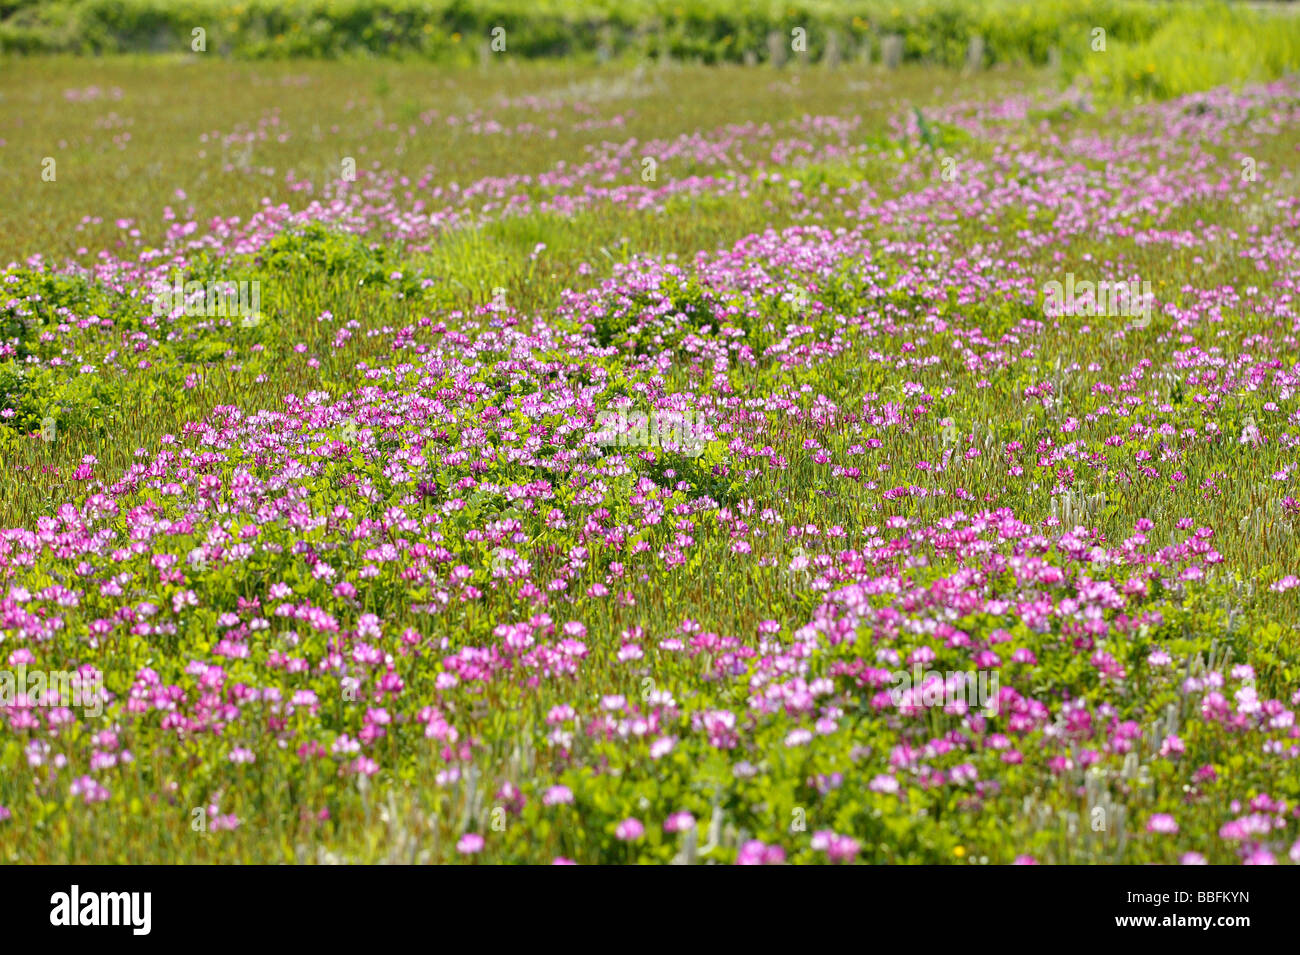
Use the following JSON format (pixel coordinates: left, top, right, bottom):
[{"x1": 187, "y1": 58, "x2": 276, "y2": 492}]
[
  {"x1": 615, "y1": 818, "x2": 644, "y2": 841},
  {"x1": 456, "y1": 833, "x2": 485, "y2": 855},
  {"x1": 1146, "y1": 814, "x2": 1179, "y2": 834}
]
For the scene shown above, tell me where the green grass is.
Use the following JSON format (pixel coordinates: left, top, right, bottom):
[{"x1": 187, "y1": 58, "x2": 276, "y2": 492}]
[{"x1": 1, "y1": 49, "x2": 1299, "y2": 863}]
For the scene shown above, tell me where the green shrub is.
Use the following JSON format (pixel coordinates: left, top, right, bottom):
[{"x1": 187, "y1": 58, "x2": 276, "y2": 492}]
[
  {"x1": 0, "y1": 0, "x2": 1183, "y2": 69},
  {"x1": 1080, "y1": 3, "x2": 1300, "y2": 100}
]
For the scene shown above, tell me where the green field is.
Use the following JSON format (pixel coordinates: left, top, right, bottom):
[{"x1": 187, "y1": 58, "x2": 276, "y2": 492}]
[{"x1": 0, "y1": 2, "x2": 1299, "y2": 865}]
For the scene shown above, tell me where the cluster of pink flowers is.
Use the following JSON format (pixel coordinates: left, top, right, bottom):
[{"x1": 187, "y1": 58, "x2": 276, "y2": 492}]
[{"x1": 2, "y1": 76, "x2": 1299, "y2": 863}]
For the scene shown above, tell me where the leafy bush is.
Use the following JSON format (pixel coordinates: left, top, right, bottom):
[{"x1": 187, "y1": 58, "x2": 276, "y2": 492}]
[
  {"x1": 1080, "y1": 3, "x2": 1300, "y2": 100},
  {"x1": 255, "y1": 222, "x2": 410, "y2": 286},
  {"x1": 0, "y1": 268, "x2": 121, "y2": 354},
  {"x1": 7, "y1": 1, "x2": 1293, "y2": 101},
  {"x1": 0, "y1": 269, "x2": 130, "y2": 437},
  {"x1": 0, "y1": 0, "x2": 1190, "y2": 69}
]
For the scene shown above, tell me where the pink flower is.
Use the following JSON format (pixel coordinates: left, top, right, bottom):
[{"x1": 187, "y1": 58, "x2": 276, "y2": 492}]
[
  {"x1": 614, "y1": 818, "x2": 644, "y2": 841},
  {"x1": 810, "y1": 830, "x2": 859, "y2": 864},
  {"x1": 543, "y1": 785, "x2": 574, "y2": 806},
  {"x1": 869, "y1": 774, "x2": 900, "y2": 794},
  {"x1": 1146, "y1": 814, "x2": 1179, "y2": 834},
  {"x1": 736, "y1": 840, "x2": 786, "y2": 865},
  {"x1": 663, "y1": 811, "x2": 695, "y2": 833},
  {"x1": 457, "y1": 833, "x2": 485, "y2": 854}
]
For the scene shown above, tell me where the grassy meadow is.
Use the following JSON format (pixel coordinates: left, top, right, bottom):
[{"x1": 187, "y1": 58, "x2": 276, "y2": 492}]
[{"x1": 0, "y1": 2, "x2": 1299, "y2": 865}]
